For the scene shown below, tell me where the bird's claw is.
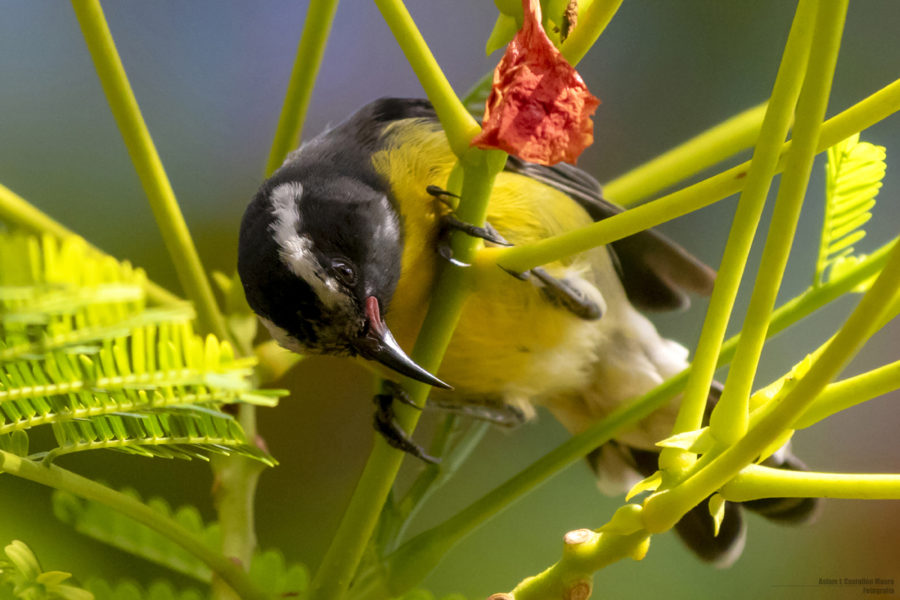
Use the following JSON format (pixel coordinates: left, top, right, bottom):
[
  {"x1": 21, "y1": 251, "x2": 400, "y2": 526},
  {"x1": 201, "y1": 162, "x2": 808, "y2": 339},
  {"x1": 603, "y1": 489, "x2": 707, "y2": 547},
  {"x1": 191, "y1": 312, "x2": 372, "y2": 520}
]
[
  {"x1": 440, "y1": 215, "x2": 512, "y2": 247},
  {"x1": 531, "y1": 267, "x2": 604, "y2": 321},
  {"x1": 498, "y1": 266, "x2": 603, "y2": 321},
  {"x1": 428, "y1": 185, "x2": 601, "y2": 321},
  {"x1": 429, "y1": 186, "x2": 512, "y2": 268},
  {"x1": 373, "y1": 382, "x2": 439, "y2": 464}
]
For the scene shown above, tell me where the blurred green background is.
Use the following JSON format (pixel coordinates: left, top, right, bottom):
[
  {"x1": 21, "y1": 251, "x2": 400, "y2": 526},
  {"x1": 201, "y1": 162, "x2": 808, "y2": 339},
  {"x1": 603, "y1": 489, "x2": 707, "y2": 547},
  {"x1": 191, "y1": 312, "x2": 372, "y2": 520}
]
[{"x1": 1, "y1": 1, "x2": 899, "y2": 598}]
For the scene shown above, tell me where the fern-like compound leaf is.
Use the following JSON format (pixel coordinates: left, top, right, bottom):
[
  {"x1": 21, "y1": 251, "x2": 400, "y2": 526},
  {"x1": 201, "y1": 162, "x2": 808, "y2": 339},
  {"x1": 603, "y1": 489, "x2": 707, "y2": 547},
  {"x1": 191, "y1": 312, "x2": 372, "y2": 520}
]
[
  {"x1": 54, "y1": 489, "x2": 311, "y2": 597},
  {"x1": 815, "y1": 133, "x2": 886, "y2": 286},
  {"x1": 53, "y1": 489, "x2": 218, "y2": 582},
  {"x1": 0, "y1": 232, "x2": 284, "y2": 465}
]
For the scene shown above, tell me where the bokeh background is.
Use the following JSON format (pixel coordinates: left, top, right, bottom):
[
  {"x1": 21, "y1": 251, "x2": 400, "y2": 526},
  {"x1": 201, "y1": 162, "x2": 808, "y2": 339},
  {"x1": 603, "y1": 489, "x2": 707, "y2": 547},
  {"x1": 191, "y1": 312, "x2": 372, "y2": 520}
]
[{"x1": 1, "y1": 1, "x2": 899, "y2": 598}]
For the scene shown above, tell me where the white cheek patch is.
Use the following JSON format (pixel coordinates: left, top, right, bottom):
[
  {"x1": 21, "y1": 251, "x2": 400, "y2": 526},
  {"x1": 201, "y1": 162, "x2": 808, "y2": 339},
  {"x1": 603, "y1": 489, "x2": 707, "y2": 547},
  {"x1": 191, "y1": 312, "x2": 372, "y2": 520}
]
[
  {"x1": 259, "y1": 316, "x2": 306, "y2": 354},
  {"x1": 268, "y1": 182, "x2": 346, "y2": 309}
]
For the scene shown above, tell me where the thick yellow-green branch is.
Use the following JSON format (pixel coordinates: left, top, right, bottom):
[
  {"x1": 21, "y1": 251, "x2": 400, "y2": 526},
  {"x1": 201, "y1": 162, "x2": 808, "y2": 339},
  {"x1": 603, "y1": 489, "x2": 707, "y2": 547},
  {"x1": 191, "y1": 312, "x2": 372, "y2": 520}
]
[
  {"x1": 560, "y1": 0, "x2": 624, "y2": 66},
  {"x1": 668, "y1": 0, "x2": 818, "y2": 463},
  {"x1": 670, "y1": 295, "x2": 900, "y2": 459},
  {"x1": 711, "y1": 0, "x2": 847, "y2": 444},
  {"x1": 604, "y1": 103, "x2": 769, "y2": 207},
  {"x1": 721, "y1": 465, "x2": 900, "y2": 501},
  {"x1": 374, "y1": 0, "x2": 480, "y2": 156},
  {"x1": 264, "y1": 0, "x2": 340, "y2": 176},
  {"x1": 483, "y1": 75, "x2": 900, "y2": 277},
  {"x1": 795, "y1": 358, "x2": 900, "y2": 428},
  {"x1": 643, "y1": 235, "x2": 900, "y2": 533},
  {"x1": 70, "y1": 0, "x2": 229, "y2": 344},
  {"x1": 503, "y1": 529, "x2": 650, "y2": 600}
]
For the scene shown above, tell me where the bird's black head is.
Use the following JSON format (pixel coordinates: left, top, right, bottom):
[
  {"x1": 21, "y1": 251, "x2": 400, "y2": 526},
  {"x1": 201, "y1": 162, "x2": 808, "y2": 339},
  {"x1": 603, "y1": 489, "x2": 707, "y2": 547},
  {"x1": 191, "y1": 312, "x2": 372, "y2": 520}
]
[{"x1": 238, "y1": 165, "x2": 449, "y2": 388}]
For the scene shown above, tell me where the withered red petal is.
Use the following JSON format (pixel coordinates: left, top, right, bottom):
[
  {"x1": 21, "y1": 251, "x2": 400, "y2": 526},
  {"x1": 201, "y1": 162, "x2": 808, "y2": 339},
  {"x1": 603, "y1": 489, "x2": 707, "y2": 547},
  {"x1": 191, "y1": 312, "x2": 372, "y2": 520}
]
[{"x1": 471, "y1": 0, "x2": 600, "y2": 165}]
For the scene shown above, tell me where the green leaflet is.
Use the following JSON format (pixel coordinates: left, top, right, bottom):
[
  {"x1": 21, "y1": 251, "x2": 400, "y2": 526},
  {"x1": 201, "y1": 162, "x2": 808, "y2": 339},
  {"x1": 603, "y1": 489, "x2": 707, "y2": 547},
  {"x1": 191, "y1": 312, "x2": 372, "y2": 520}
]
[
  {"x1": 0, "y1": 540, "x2": 93, "y2": 600},
  {"x1": 815, "y1": 133, "x2": 886, "y2": 287},
  {"x1": 0, "y1": 232, "x2": 283, "y2": 465},
  {"x1": 84, "y1": 579, "x2": 204, "y2": 600}
]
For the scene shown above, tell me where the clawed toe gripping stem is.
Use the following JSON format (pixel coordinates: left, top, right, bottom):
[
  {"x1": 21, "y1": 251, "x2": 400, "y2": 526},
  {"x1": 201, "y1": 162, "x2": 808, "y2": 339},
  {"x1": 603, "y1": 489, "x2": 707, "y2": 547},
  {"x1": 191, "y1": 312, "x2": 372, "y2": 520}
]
[
  {"x1": 428, "y1": 186, "x2": 602, "y2": 320},
  {"x1": 373, "y1": 381, "x2": 439, "y2": 464}
]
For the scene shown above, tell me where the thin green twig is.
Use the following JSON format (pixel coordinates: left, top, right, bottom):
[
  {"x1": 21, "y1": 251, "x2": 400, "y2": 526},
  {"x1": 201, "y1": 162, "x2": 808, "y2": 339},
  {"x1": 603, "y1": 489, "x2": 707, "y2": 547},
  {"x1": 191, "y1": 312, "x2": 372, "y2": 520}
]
[
  {"x1": 721, "y1": 465, "x2": 900, "y2": 501},
  {"x1": 307, "y1": 3, "x2": 507, "y2": 597},
  {"x1": 264, "y1": 0, "x2": 340, "y2": 176},
  {"x1": 70, "y1": 0, "x2": 230, "y2": 344},
  {"x1": 210, "y1": 4, "x2": 344, "y2": 591},
  {"x1": 0, "y1": 451, "x2": 268, "y2": 600},
  {"x1": 795, "y1": 357, "x2": 900, "y2": 428}
]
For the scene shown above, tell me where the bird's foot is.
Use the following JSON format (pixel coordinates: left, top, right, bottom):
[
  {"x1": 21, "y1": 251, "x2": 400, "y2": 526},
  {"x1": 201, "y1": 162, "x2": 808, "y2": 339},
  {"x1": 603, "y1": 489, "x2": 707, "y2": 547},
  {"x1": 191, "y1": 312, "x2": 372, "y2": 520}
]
[
  {"x1": 426, "y1": 185, "x2": 601, "y2": 321},
  {"x1": 531, "y1": 267, "x2": 604, "y2": 320},
  {"x1": 427, "y1": 186, "x2": 511, "y2": 267},
  {"x1": 373, "y1": 381, "x2": 439, "y2": 464},
  {"x1": 499, "y1": 266, "x2": 603, "y2": 321}
]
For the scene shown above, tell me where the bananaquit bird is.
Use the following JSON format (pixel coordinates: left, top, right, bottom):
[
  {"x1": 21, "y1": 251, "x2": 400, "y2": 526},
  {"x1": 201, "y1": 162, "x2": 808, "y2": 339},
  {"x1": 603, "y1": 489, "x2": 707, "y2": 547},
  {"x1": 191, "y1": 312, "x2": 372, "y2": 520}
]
[{"x1": 238, "y1": 97, "x2": 817, "y2": 566}]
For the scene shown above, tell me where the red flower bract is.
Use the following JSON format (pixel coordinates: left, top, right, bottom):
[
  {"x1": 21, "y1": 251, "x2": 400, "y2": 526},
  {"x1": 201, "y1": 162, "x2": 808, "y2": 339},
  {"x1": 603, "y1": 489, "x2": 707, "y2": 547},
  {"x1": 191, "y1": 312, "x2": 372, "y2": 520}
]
[{"x1": 471, "y1": 0, "x2": 600, "y2": 165}]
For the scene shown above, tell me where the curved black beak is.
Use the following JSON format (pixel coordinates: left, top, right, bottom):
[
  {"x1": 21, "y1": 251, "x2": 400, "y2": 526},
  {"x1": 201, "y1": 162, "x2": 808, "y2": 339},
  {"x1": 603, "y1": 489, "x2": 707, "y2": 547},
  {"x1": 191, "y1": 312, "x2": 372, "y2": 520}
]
[{"x1": 352, "y1": 297, "x2": 451, "y2": 389}]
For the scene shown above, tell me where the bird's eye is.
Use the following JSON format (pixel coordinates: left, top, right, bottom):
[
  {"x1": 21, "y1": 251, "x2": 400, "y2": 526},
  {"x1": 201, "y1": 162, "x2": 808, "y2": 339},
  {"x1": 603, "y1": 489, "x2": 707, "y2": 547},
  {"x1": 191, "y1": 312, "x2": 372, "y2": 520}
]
[{"x1": 330, "y1": 258, "x2": 357, "y2": 286}]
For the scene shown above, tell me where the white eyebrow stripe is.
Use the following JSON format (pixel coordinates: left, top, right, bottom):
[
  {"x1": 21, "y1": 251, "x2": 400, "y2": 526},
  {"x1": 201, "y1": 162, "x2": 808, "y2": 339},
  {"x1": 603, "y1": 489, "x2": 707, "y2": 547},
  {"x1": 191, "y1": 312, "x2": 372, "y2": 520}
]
[
  {"x1": 269, "y1": 182, "x2": 304, "y2": 250},
  {"x1": 267, "y1": 181, "x2": 345, "y2": 309}
]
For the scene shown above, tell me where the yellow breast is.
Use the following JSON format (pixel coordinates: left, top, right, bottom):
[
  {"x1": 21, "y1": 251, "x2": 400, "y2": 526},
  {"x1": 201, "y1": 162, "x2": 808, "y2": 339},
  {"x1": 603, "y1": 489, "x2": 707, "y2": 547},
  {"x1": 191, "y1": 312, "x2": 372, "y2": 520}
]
[{"x1": 370, "y1": 119, "x2": 604, "y2": 406}]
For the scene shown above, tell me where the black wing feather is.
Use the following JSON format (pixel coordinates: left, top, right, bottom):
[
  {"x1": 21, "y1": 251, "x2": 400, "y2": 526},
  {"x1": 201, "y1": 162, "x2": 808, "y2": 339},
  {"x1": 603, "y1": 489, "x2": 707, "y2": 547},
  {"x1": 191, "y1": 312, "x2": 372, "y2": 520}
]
[{"x1": 505, "y1": 156, "x2": 715, "y2": 311}]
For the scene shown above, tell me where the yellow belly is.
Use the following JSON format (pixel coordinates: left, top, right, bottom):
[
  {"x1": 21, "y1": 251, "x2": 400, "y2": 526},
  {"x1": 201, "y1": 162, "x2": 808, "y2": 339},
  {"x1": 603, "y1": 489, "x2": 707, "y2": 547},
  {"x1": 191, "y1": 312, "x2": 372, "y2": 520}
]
[{"x1": 371, "y1": 119, "x2": 604, "y2": 408}]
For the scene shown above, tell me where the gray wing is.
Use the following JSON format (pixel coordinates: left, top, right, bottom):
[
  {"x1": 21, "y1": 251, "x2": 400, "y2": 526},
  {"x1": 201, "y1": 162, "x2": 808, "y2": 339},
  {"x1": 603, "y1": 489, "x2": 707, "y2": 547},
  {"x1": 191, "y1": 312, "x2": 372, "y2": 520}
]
[{"x1": 505, "y1": 156, "x2": 715, "y2": 311}]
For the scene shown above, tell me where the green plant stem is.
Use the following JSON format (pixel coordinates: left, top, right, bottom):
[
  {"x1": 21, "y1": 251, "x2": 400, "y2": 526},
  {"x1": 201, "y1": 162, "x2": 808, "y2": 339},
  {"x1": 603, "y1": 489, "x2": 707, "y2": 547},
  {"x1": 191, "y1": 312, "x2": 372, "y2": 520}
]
[
  {"x1": 388, "y1": 419, "x2": 491, "y2": 551},
  {"x1": 380, "y1": 375, "x2": 679, "y2": 596},
  {"x1": 559, "y1": 0, "x2": 623, "y2": 66},
  {"x1": 721, "y1": 465, "x2": 900, "y2": 501},
  {"x1": 231, "y1": 3, "x2": 343, "y2": 580},
  {"x1": 484, "y1": 74, "x2": 900, "y2": 276},
  {"x1": 759, "y1": 238, "x2": 893, "y2": 348},
  {"x1": 308, "y1": 4, "x2": 506, "y2": 597},
  {"x1": 374, "y1": 0, "x2": 480, "y2": 157},
  {"x1": 210, "y1": 451, "x2": 265, "y2": 600},
  {"x1": 643, "y1": 235, "x2": 900, "y2": 533},
  {"x1": 505, "y1": 530, "x2": 649, "y2": 600},
  {"x1": 0, "y1": 451, "x2": 267, "y2": 600},
  {"x1": 264, "y1": 0, "x2": 340, "y2": 176},
  {"x1": 374, "y1": 234, "x2": 893, "y2": 595},
  {"x1": 687, "y1": 330, "x2": 900, "y2": 454},
  {"x1": 795, "y1": 357, "x2": 900, "y2": 428},
  {"x1": 309, "y1": 149, "x2": 506, "y2": 600},
  {"x1": 665, "y1": 0, "x2": 817, "y2": 467},
  {"x1": 676, "y1": 279, "x2": 900, "y2": 480},
  {"x1": 0, "y1": 181, "x2": 179, "y2": 306},
  {"x1": 70, "y1": 0, "x2": 229, "y2": 344},
  {"x1": 710, "y1": 0, "x2": 847, "y2": 444},
  {"x1": 603, "y1": 103, "x2": 768, "y2": 206}
]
